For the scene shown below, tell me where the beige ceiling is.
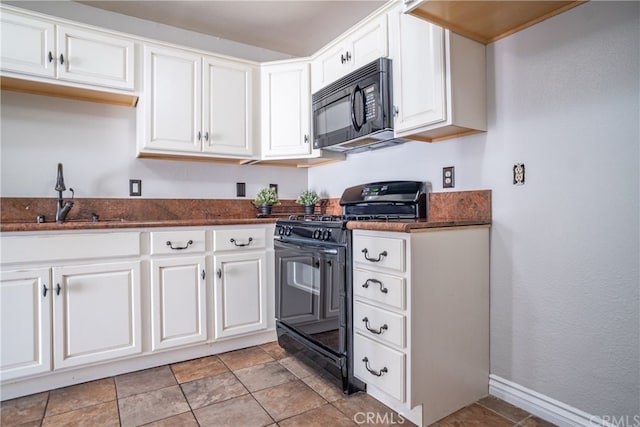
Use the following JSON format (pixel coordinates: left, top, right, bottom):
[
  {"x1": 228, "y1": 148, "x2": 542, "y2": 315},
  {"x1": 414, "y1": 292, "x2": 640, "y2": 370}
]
[{"x1": 76, "y1": 1, "x2": 387, "y2": 57}]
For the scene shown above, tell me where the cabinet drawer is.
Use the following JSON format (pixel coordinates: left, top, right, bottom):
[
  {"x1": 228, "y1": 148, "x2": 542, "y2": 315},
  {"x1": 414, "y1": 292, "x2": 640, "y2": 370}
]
[
  {"x1": 353, "y1": 268, "x2": 405, "y2": 310},
  {"x1": 353, "y1": 235, "x2": 405, "y2": 273},
  {"x1": 354, "y1": 301, "x2": 405, "y2": 349},
  {"x1": 354, "y1": 333, "x2": 405, "y2": 402},
  {"x1": 150, "y1": 230, "x2": 206, "y2": 255},
  {"x1": 213, "y1": 228, "x2": 266, "y2": 251}
]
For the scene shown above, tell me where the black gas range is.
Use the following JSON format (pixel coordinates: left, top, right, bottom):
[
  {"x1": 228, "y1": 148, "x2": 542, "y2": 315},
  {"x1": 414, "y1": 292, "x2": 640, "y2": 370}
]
[{"x1": 273, "y1": 181, "x2": 428, "y2": 394}]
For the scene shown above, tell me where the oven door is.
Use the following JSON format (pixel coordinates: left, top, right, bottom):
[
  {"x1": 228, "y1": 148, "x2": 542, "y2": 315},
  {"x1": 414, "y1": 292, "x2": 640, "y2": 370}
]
[{"x1": 274, "y1": 239, "x2": 345, "y2": 356}]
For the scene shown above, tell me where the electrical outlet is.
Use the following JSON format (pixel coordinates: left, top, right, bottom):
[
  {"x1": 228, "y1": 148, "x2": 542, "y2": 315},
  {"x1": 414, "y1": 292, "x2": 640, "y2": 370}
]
[
  {"x1": 442, "y1": 166, "x2": 455, "y2": 188},
  {"x1": 236, "y1": 182, "x2": 246, "y2": 197},
  {"x1": 129, "y1": 179, "x2": 141, "y2": 197},
  {"x1": 513, "y1": 163, "x2": 525, "y2": 185},
  {"x1": 269, "y1": 183, "x2": 278, "y2": 195}
]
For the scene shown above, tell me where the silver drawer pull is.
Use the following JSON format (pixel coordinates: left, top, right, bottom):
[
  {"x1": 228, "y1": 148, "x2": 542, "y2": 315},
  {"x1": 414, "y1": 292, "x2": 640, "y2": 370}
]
[
  {"x1": 362, "y1": 278, "x2": 388, "y2": 294},
  {"x1": 361, "y1": 248, "x2": 387, "y2": 262},
  {"x1": 362, "y1": 357, "x2": 387, "y2": 377},
  {"x1": 362, "y1": 317, "x2": 388, "y2": 335},
  {"x1": 230, "y1": 237, "x2": 253, "y2": 247},
  {"x1": 166, "y1": 240, "x2": 193, "y2": 250}
]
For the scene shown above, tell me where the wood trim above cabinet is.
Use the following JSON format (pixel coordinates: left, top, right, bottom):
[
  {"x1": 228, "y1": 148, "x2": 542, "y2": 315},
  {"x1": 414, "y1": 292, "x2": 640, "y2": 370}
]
[
  {"x1": 0, "y1": 76, "x2": 138, "y2": 107},
  {"x1": 406, "y1": 1, "x2": 586, "y2": 45}
]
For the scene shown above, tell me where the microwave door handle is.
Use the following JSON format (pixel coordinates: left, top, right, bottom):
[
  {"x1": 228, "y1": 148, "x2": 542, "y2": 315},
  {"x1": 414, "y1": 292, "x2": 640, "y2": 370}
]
[{"x1": 350, "y1": 85, "x2": 364, "y2": 132}]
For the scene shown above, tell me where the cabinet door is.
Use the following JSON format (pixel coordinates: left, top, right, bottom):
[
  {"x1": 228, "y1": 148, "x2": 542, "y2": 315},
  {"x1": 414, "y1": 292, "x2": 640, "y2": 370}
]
[
  {"x1": 213, "y1": 252, "x2": 267, "y2": 339},
  {"x1": 0, "y1": 10, "x2": 56, "y2": 78},
  {"x1": 311, "y1": 14, "x2": 387, "y2": 92},
  {"x1": 349, "y1": 14, "x2": 388, "y2": 71},
  {"x1": 56, "y1": 25, "x2": 135, "y2": 90},
  {"x1": 52, "y1": 262, "x2": 141, "y2": 369},
  {"x1": 261, "y1": 61, "x2": 312, "y2": 158},
  {"x1": 142, "y1": 45, "x2": 202, "y2": 153},
  {"x1": 389, "y1": 9, "x2": 446, "y2": 133},
  {"x1": 202, "y1": 57, "x2": 253, "y2": 157},
  {"x1": 0, "y1": 269, "x2": 52, "y2": 381},
  {"x1": 151, "y1": 256, "x2": 207, "y2": 350}
]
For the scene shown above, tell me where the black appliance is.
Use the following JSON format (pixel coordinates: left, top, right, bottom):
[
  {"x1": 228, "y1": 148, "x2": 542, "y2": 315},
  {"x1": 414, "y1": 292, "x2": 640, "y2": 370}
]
[
  {"x1": 312, "y1": 58, "x2": 407, "y2": 153},
  {"x1": 274, "y1": 180, "x2": 428, "y2": 395}
]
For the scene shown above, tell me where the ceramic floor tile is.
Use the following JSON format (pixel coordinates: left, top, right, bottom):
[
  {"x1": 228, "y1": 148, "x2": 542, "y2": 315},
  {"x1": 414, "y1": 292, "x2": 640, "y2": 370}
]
[
  {"x1": 180, "y1": 371, "x2": 248, "y2": 409},
  {"x1": 218, "y1": 346, "x2": 275, "y2": 371},
  {"x1": 259, "y1": 340, "x2": 291, "y2": 360},
  {"x1": 278, "y1": 354, "x2": 322, "y2": 379},
  {"x1": 430, "y1": 403, "x2": 513, "y2": 427},
  {"x1": 118, "y1": 385, "x2": 190, "y2": 427},
  {"x1": 45, "y1": 378, "x2": 116, "y2": 417},
  {"x1": 115, "y1": 365, "x2": 177, "y2": 398},
  {"x1": 234, "y1": 361, "x2": 297, "y2": 392},
  {"x1": 170, "y1": 355, "x2": 228, "y2": 384},
  {"x1": 332, "y1": 392, "x2": 409, "y2": 427},
  {"x1": 300, "y1": 372, "x2": 344, "y2": 402},
  {"x1": 0, "y1": 392, "x2": 49, "y2": 425},
  {"x1": 516, "y1": 415, "x2": 558, "y2": 426},
  {"x1": 193, "y1": 394, "x2": 274, "y2": 427},
  {"x1": 252, "y1": 379, "x2": 327, "y2": 422},
  {"x1": 140, "y1": 411, "x2": 199, "y2": 426},
  {"x1": 478, "y1": 395, "x2": 531, "y2": 423},
  {"x1": 42, "y1": 400, "x2": 119, "y2": 427},
  {"x1": 279, "y1": 403, "x2": 357, "y2": 427}
]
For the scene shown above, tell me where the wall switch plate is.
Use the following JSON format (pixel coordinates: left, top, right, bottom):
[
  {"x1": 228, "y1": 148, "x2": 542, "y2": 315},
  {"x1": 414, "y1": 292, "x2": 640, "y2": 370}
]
[
  {"x1": 513, "y1": 163, "x2": 525, "y2": 185},
  {"x1": 269, "y1": 183, "x2": 278, "y2": 195},
  {"x1": 129, "y1": 179, "x2": 141, "y2": 197},
  {"x1": 236, "y1": 182, "x2": 246, "y2": 197},
  {"x1": 443, "y1": 166, "x2": 455, "y2": 188}
]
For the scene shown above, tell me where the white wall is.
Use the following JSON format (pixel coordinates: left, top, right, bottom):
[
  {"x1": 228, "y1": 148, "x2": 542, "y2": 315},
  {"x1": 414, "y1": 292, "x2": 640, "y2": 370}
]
[
  {"x1": 0, "y1": 91, "x2": 306, "y2": 199},
  {"x1": 310, "y1": 1, "x2": 640, "y2": 419}
]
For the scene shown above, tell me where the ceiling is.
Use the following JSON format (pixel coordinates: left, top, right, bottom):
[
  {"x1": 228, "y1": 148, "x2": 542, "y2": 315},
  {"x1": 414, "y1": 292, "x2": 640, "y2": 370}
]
[{"x1": 76, "y1": 1, "x2": 387, "y2": 57}]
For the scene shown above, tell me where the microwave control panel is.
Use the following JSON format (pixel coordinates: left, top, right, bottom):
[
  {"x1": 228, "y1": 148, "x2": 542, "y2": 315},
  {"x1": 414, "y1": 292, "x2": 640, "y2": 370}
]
[{"x1": 364, "y1": 85, "x2": 377, "y2": 120}]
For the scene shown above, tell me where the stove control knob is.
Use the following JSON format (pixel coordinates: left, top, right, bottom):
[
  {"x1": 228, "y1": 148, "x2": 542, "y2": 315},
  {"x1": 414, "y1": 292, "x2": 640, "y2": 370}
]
[
  {"x1": 277, "y1": 226, "x2": 285, "y2": 235},
  {"x1": 313, "y1": 229, "x2": 322, "y2": 240},
  {"x1": 322, "y1": 229, "x2": 331, "y2": 241},
  {"x1": 285, "y1": 226, "x2": 293, "y2": 236}
]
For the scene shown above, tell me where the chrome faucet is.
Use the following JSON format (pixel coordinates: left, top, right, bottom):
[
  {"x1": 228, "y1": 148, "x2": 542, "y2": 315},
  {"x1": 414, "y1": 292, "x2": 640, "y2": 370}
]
[{"x1": 55, "y1": 163, "x2": 74, "y2": 223}]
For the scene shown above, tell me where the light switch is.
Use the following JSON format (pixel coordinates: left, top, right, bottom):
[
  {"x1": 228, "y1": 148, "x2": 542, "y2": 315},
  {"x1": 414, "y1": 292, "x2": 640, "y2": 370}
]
[{"x1": 129, "y1": 179, "x2": 141, "y2": 197}]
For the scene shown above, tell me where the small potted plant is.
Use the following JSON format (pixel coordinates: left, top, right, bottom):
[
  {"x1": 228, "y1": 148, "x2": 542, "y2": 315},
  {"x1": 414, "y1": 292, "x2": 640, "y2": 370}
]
[
  {"x1": 254, "y1": 187, "x2": 279, "y2": 216},
  {"x1": 296, "y1": 190, "x2": 320, "y2": 214}
]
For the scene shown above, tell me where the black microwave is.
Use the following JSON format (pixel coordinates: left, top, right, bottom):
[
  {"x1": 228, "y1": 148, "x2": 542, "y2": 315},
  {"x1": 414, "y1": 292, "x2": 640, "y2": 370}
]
[{"x1": 312, "y1": 57, "x2": 406, "y2": 153}]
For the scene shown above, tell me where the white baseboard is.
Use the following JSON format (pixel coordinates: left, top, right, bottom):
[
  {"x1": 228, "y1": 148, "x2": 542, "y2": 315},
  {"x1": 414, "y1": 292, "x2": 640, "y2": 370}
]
[{"x1": 489, "y1": 375, "x2": 616, "y2": 427}]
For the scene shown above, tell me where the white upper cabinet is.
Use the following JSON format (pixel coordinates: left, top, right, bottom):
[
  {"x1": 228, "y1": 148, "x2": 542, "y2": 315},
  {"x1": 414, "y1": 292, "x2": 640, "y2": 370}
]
[
  {"x1": 311, "y1": 13, "x2": 388, "y2": 92},
  {"x1": 140, "y1": 44, "x2": 255, "y2": 159},
  {"x1": 0, "y1": 11, "x2": 56, "y2": 78},
  {"x1": 55, "y1": 25, "x2": 135, "y2": 90},
  {"x1": 142, "y1": 45, "x2": 202, "y2": 153},
  {"x1": 1, "y1": 8, "x2": 135, "y2": 91},
  {"x1": 202, "y1": 57, "x2": 253, "y2": 157},
  {"x1": 261, "y1": 60, "x2": 312, "y2": 158},
  {"x1": 388, "y1": 5, "x2": 486, "y2": 142}
]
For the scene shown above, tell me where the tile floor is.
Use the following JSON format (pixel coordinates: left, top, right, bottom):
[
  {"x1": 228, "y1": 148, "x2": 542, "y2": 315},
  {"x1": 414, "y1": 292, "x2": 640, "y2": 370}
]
[{"x1": 1, "y1": 342, "x2": 555, "y2": 426}]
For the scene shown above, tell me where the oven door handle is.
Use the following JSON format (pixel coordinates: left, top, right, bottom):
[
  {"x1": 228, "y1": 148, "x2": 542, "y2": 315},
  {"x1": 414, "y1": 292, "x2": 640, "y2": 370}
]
[
  {"x1": 350, "y1": 84, "x2": 366, "y2": 132},
  {"x1": 275, "y1": 240, "x2": 339, "y2": 255}
]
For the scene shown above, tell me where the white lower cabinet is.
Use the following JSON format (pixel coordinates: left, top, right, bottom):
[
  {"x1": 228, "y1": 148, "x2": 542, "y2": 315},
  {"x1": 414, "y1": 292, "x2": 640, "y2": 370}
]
[
  {"x1": 52, "y1": 261, "x2": 142, "y2": 369},
  {"x1": 151, "y1": 256, "x2": 207, "y2": 350},
  {"x1": 0, "y1": 224, "x2": 274, "y2": 400},
  {"x1": 0, "y1": 268, "x2": 51, "y2": 381},
  {"x1": 213, "y1": 251, "x2": 268, "y2": 339},
  {"x1": 352, "y1": 227, "x2": 489, "y2": 426}
]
